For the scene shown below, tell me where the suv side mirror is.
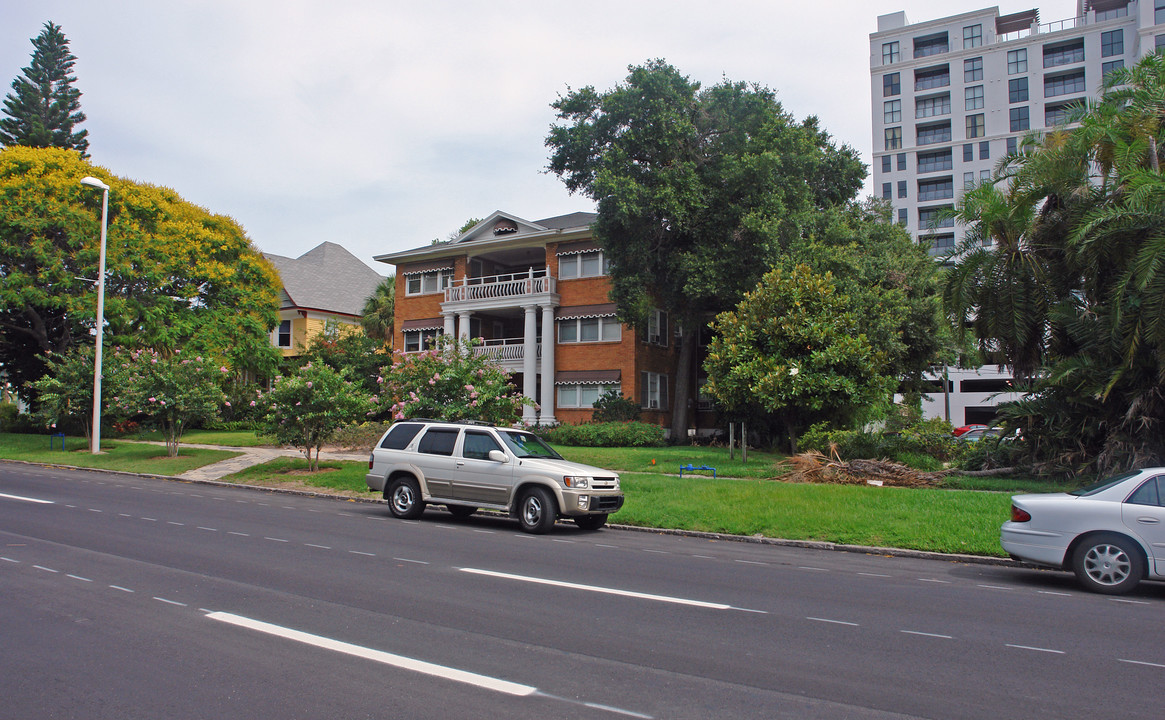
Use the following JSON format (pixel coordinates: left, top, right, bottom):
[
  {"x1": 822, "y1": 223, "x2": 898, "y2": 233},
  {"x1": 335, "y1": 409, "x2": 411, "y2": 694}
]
[{"x1": 487, "y1": 449, "x2": 508, "y2": 463}]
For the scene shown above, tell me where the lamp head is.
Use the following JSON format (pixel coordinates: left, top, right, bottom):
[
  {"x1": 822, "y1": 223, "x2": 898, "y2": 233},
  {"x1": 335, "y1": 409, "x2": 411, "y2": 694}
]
[{"x1": 80, "y1": 176, "x2": 110, "y2": 191}]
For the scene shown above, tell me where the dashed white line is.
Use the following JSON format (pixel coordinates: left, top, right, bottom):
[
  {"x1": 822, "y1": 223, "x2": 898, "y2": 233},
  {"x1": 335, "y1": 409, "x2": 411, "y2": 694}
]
[
  {"x1": 1111, "y1": 598, "x2": 1151, "y2": 605},
  {"x1": 197, "y1": 527, "x2": 217, "y2": 532},
  {"x1": 643, "y1": 549, "x2": 668, "y2": 554},
  {"x1": 228, "y1": 531, "x2": 250, "y2": 537},
  {"x1": 859, "y1": 572, "x2": 892, "y2": 578},
  {"x1": 167, "y1": 521, "x2": 185, "y2": 526},
  {"x1": 919, "y1": 578, "x2": 951, "y2": 584},
  {"x1": 109, "y1": 585, "x2": 134, "y2": 593},
  {"x1": 1, "y1": 557, "x2": 19, "y2": 563},
  {"x1": 977, "y1": 584, "x2": 1011, "y2": 591},
  {"x1": 119, "y1": 513, "x2": 132, "y2": 517},
  {"x1": 735, "y1": 560, "x2": 767, "y2": 566},
  {"x1": 207, "y1": 611, "x2": 537, "y2": 697},
  {"x1": 1119, "y1": 659, "x2": 1165, "y2": 669},
  {"x1": 88, "y1": 508, "x2": 102, "y2": 513},
  {"x1": 305, "y1": 543, "x2": 331, "y2": 550},
  {"x1": 552, "y1": 539, "x2": 576, "y2": 544},
  {"x1": 1038, "y1": 591, "x2": 1072, "y2": 597},
  {"x1": 349, "y1": 550, "x2": 375, "y2": 557},
  {"x1": 807, "y1": 617, "x2": 859, "y2": 627},
  {"x1": 692, "y1": 554, "x2": 715, "y2": 559},
  {"x1": 902, "y1": 630, "x2": 953, "y2": 639},
  {"x1": 798, "y1": 566, "x2": 828, "y2": 572},
  {"x1": 1006, "y1": 644, "x2": 1064, "y2": 654},
  {"x1": 33, "y1": 565, "x2": 59, "y2": 573},
  {"x1": 153, "y1": 597, "x2": 188, "y2": 607},
  {"x1": 473, "y1": 529, "x2": 494, "y2": 535},
  {"x1": 264, "y1": 537, "x2": 288, "y2": 543},
  {"x1": 597, "y1": 544, "x2": 619, "y2": 549},
  {"x1": 393, "y1": 557, "x2": 429, "y2": 565},
  {"x1": 141, "y1": 517, "x2": 157, "y2": 521}
]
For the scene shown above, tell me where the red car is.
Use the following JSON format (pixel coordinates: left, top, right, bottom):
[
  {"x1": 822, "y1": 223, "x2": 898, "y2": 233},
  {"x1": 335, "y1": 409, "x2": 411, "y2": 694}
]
[{"x1": 952, "y1": 424, "x2": 987, "y2": 437}]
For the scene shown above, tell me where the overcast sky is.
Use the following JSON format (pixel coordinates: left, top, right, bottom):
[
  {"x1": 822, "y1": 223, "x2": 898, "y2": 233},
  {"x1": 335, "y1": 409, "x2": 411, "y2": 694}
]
[{"x1": 3, "y1": 1, "x2": 1074, "y2": 274}]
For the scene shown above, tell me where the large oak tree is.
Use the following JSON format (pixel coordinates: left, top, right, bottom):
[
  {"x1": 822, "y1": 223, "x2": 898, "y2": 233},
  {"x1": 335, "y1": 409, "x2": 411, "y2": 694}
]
[{"x1": 546, "y1": 60, "x2": 864, "y2": 436}]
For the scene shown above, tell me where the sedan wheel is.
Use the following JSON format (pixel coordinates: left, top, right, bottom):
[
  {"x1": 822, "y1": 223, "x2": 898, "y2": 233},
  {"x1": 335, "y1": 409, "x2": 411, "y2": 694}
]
[{"x1": 1072, "y1": 533, "x2": 1144, "y2": 595}]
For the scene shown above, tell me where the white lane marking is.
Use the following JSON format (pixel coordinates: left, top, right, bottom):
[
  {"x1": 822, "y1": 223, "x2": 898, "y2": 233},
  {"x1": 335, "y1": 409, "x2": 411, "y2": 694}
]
[
  {"x1": 305, "y1": 544, "x2": 331, "y2": 550},
  {"x1": 977, "y1": 584, "x2": 1011, "y2": 591},
  {"x1": 692, "y1": 554, "x2": 715, "y2": 559},
  {"x1": 167, "y1": 522, "x2": 184, "y2": 526},
  {"x1": 88, "y1": 508, "x2": 102, "y2": 513},
  {"x1": 119, "y1": 513, "x2": 132, "y2": 517},
  {"x1": 190, "y1": 494, "x2": 203, "y2": 498},
  {"x1": 1038, "y1": 591, "x2": 1072, "y2": 597},
  {"x1": 197, "y1": 527, "x2": 217, "y2": 532},
  {"x1": 859, "y1": 572, "x2": 892, "y2": 578},
  {"x1": 1111, "y1": 598, "x2": 1151, "y2": 605},
  {"x1": 473, "y1": 529, "x2": 494, "y2": 535},
  {"x1": 228, "y1": 532, "x2": 250, "y2": 537},
  {"x1": 33, "y1": 565, "x2": 59, "y2": 573},
  {"x1": 552, "y1": 539, "x2": 575, "y2": 544},
  {"x1": 919, "y1": 578, "x2": 951, "y2": 584},
  {"x1": 1, "y1": 557, "x2": 19, "y2": 563},
  {"x1": 460, "y1": 568, "x2": 755, "y2": 612},
  {"x1": 807, "y1": 617, "x2": 859, "y2": 627},
  {"x1": 206, "y1": 612, "x2": 537, "y2": 696},
  {"x1": 735, "y1": 560, "x2": 767, "y2": 566},
  {"x1": 141, "y1": 517, "x2": 157, "y2": 521},
  {"x1": 67, "y1": 574, "x2": 92, "y2": 582},
  {"x1": 1006, "y1": 644, "x2": 1064, "y2": 654},
  {"x1": 109, "y1": 585, "x2": 134, "y2": 593},
  {"x1": 349, "y1": 551, "x2": 375, "y2": 557},
  {"x1": 393, "y1": 557, "x2": 429, "y2": 565},
  {"x1": 643, "y1": 549, "x2": 668, "y2": 554},
  {"x1": 66, "y1": 505, "x2": 77, "y2": 508},
  {"x1": 798, "y1": 566, "x2": 828, "y2": 572},
  {"x1": 1119, "y1": 659, "x2": 1165, "y2": 669},
  {"x1": 597, "y1": 544, "x2": 620, "y2": 549},
  {"x1": 902, "y1": 630, "x2": 953, "y2": 639},
  {"x1": 0, "y1": 492, "x2": 53, "y2": 505},
  {"x1": 583, "y1": 701, "x2": 653, "y2": 718},
  {"x1": 154, "y1": 597, "x2": 187, "y2": 607},
  {"x1": 264, "y1": 537, "x2": 288, "y2": 543}
]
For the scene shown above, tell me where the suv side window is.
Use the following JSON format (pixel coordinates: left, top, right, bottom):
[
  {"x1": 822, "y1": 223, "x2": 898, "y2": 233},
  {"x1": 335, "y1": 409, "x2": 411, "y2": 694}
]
[
  {"x1": 380, "y1": 422, "x2": 424, "y2": 450},
  {"x1": 462, "y1": 431, "x2": 502, "y2": 460},
  {"x1": 417, "y1": 428, "x2": 459, "y2": 456}
]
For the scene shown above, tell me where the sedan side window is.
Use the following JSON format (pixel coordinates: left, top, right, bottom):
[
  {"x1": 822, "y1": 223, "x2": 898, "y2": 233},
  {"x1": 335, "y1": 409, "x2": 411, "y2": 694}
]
[
  {"x1": 1126, "y1": 476, "x2": 1163, "y2": 507},
  {"x1": 462, "y1": 431, "x2": 502, "y2": 461},
  {"x1": 417, "y1": 428, "x2": 459, "y2": 456}
]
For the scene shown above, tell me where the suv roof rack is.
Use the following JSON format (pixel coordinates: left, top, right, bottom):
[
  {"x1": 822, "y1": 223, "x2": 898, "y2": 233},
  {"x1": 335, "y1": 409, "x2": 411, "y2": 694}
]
[{"x1": 453, "y1": 419, "x2": 495, "y2": 427}]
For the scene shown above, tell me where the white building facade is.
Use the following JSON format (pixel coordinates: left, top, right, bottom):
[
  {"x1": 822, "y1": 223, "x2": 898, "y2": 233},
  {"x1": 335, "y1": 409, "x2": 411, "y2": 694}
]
[{"x1": 871, "y1": 0, "x2": 1165, "y2": 424}]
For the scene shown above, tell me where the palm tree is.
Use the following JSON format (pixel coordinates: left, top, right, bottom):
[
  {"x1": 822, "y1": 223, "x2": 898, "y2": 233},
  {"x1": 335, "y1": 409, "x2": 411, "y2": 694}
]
[{"x1": 361, "y1": 275, "x2": 395, "y2": 346}]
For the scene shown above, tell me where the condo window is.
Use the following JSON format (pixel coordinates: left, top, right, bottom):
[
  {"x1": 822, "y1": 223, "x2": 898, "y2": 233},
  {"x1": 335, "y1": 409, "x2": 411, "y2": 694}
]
[
  {"x1": 277, "y1": 319, "x2": 291, "y2": 348},
  {"x1": 915, "y1": 94, "x2": 950, "y2": 119},
  {"x1": 881, "y1": 155, "x2": 892, "y2": 173},
  {"x1": 963, "y1": 171, "x2": 975, "y2": 189},
  {"x1": 966, "y1": 114, "x2": 985, "y2": 139},
  {"x1": 963, "y1": 25, "x2": 983, "y2": 49},
  {"x1": 882, "y1": 182, "x2": 892, "y2": 200},
  {"x1": 979, "y1": 141, "x2": 990, "y2": 160},
  {"x1": 558, "y1": 316, "x2": 620, "y2": 343},
  {"x1": 640, "y1": 371, "x2": 669, "y2": 411},
  {"x1": 1010, "y1": 106, "x2": 1030, "y2": 132},
  {"x1": 898, "y1": 180, "x2": 907, "y2": 199},
  {"x1": 917, "y1": 121, "x2": 951, "y2": 146},
  {"x1": 1043, "y1": 39, "x2": 1084, "y2": 69},
  {"x1": 559, "y1": 249, "x2": 608, "y2": 279},
  {"x1": 884, "y1": 99, "x2": 902, "y2": 124},
  {"x1": 965, "y1": 85, "x2": 984, "y2": 111},
  {"x1": 1101, "y1": 29, "x2": 1123, "y2": 58},
  {"x1": 928, "y1": 234, "x2": 956, "y2": 256},
  {"x1": 882, "y1": 41, "x2": 900, "y2": 65},
  {"x1": 914, "y1": 65, "x2": 950, "y2": 91},
  {"x1": 1045, "y1": 70, "x2": 1085, "y2": 98},
  {"x1": 406, "y1": 269, "x2": 452, "y2": 295},
  {"x1": 1045, "y1": 102, "x2": 1077, "y2": 127},
  {"x1": 963, "y1": 144, "x2": 974, "y2": 162},
  {"x1": 1158, "y1": 0, "x2": 1165, "y2": 24},
  {"x1": 897, "y1": 153, "x2": 907, "y2": 170},
  {"x1": 1007, "y1": 49, "x2": 1027, "y2": 75},
  {"x1": 885, "y1": 127, "x2": 903, "y2": 150},
  {"x1": 1102, "y1": 60, "x2": 1124, "y2": 78},
  {"x1": 883, "y1": 73, "x2": 901, "y2": 97},
  {"x1": 1009, "y1": 77, "x2": 1029, "y2": 103},
  {"x1": 645, "y1": 309, "x2": 669, "y2": 347},
  {"x1": 1006, "y1": 137, "x2": 1018, "y2": 155},
  {"x1": 918, "y1": 177, "x2": 953, "y2": 202},
  {"x1": 913, "y1": 32, "x2": 949, "y2": 58},
  {"x1": 897, "y1": 208, "x2": 908, "y2": 227},
  {"x1": 557, "y1": 382, "x2": 620, "y2": 409},
  {"x1": 917, "y1": 148, "x2": 953, "y2": 173},
  {"x1": 964, "y1": 57, "x2": 983, "y2": 82},
  {"x1": 919, "y1": 205, "x2": 955, "y2": 230}
]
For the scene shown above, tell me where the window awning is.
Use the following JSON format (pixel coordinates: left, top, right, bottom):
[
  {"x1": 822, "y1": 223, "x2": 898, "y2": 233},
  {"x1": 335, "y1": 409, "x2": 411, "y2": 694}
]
[
  {"x1": 400, "y1": 260, "x2": 455, "y2": 276},
  {"x1": 400, "y1": 317, "x2": 445, "y2": 331},
  {"x1": 555, "y1": 370, "x2": 621, "y2": 385},
  {"x1": 556, "y1": 303, "x2": 618, "y2": 320},
  {"x1": 555, "y1": 240, "x2": 600, "y2": 256}
]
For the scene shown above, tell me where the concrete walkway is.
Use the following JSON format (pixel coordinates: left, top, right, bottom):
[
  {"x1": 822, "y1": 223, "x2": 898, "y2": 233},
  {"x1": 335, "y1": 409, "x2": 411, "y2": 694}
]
[{"x1": 122, "y1": 441, "x2": 368, "y2": 482}]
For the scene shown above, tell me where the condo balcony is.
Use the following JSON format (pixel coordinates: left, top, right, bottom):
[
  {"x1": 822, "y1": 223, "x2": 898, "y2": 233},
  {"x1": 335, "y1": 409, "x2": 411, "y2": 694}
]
[{"x1": 443, "y1": 269, "x2": 558, "y2": 311}]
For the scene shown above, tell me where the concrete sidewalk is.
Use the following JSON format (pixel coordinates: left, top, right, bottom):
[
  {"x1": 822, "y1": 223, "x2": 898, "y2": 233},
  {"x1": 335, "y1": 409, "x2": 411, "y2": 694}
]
[{"x1": 121, "y1": 441, "x2": 368, "y2": 482}]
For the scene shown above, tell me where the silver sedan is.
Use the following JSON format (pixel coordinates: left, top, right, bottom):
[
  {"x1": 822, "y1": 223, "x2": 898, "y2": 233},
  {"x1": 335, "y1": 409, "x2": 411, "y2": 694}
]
[{"x1": 1001, "y1": 469, "x2": 1165, "y2": 594}]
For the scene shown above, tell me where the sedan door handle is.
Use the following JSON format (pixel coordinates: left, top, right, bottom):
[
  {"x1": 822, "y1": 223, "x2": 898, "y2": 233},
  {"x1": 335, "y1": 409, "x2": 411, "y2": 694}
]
[{"x1": 1136, "y1": 517, "x2": 1160, "y2": 524}]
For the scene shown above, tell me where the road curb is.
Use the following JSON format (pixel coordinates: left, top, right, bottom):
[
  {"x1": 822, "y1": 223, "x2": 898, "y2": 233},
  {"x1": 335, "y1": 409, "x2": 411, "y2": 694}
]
[{"x1": 2, "y1": 457, "x2": 1027, "y2": 569}]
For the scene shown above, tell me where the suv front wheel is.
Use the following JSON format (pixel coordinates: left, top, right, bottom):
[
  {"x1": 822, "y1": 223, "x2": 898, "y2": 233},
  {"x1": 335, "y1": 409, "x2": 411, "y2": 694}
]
[
  {"x1": 517, "y1": 487, "x2": 557, "y2": 534},
  {"x1": 388, "y1": 476, "x2": 425, "y2": 519}
]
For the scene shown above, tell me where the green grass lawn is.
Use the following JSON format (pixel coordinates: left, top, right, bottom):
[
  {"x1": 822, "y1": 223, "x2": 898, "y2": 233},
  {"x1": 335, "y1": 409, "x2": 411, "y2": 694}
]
[
  {"x1": 221, "y1": 458, "x2": 370, "y2": 495},
  {"x1": 124, "y1": 428, "x2": 273, "y2": 447},
  {"x1": 0, "y1": 432, "x2": 239, "y2": 475}
]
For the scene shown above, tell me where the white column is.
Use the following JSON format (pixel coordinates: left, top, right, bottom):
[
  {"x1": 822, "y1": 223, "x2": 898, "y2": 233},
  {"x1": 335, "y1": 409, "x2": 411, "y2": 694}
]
[
  {"x1": 522, "y1": 304, "x2": 538, "y2": 424},
  {"x1": 539, "y1": 304, "x2": 556, "y2": 425},
  {"x1": 458, "y1": 311, "x2": 472, "y2": 344},
  {"x1": 442, "y1": 312, "x2": 456, "y2": 347}
]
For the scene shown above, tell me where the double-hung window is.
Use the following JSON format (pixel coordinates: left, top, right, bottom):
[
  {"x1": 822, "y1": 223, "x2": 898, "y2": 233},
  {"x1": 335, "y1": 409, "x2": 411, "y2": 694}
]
[
  {"x1": 277, "y1": 320, "x2": 292, "y2": 348},
  {"x1": 882, "y1": 41, "x2": 900, "y2": 65},
  {"x1": 406, "y1": 269, "x2": 452, "y2": 295},
  {"x1": 965, "y1": 86, "x2": 984, "y2": 111},
  {"x1": 645, "y1": 310, "x2": 669, "y2": 347},
  {"x1": 558, "y1": 316, "x2": 620, "y2": 343},
  {"x1": 403, "y1": 328, "x2": 441, "y2": 353},
  {"x1": 883, "y1": 73, "x2": 900, "y2": 97},
  {"x1": 639, "y1": 372, "x2": 669, "y2": 411},
  {"x1": 966, "y1": 114, "x2": 985, "y2": 139},
  {"x1": 1010, "y1": 106, "x2": 1030, "y2": 132},
  {"x1": 557, "y1": 383, "x2": 620, "y2": 409},
  {"x1": 1009, "y1": 77, "x2": 1028, "y2": 103},
  {"x1": 1101, "y1": 30, "x2": 1123, "y2": 58},
  {"x1": 963, "y1": 24, "x2": 982, "y2": 49},
  {"x1": 885, "y1": 127, "x2": 903, "y2": 150},
  {"x1": 884, "y1": 99, "x2": 902, "y2": 124},
  {"x1": 1007, "y1": 49, "x2": 1027, "y2": 75},
  {"x1": 559, "y1": 249, "x2": 608, "y2": 278},
  {"x1": 964, "y1": 57, "x2": 983, "y2": 82}
]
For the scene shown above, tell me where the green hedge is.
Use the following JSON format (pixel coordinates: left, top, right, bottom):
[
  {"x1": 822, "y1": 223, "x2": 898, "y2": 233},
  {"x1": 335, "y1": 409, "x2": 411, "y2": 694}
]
[
  {"x1": 800, "y1": 418, "x2": 965, "y2": 466},
  {"x1": 537, "y1": 421, "x2": 666, "y2": 447}
]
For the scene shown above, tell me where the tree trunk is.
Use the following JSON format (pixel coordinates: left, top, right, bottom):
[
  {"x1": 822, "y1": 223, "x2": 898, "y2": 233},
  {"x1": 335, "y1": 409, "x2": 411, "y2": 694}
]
[{"x1": 670, "y1": 326, "x2": 697, "y2": 445}]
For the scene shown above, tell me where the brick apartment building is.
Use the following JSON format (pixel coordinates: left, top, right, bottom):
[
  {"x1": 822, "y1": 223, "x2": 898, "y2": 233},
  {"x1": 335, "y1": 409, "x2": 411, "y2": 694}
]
[{"x1": 375, "y1": 212, "x2": 694, "y2": 431}]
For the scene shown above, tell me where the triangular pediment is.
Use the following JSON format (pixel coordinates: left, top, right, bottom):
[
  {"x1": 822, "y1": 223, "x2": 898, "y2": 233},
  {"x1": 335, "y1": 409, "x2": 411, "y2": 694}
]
[{"x1": 455, "y1": 211, "x2": 548, "y2": 244}]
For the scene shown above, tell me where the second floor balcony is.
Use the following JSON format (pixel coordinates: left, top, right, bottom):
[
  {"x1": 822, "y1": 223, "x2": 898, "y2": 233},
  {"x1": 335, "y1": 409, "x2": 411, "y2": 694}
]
[{"x1": 444, "y1": 269, "x2": 558, "y2": 309}]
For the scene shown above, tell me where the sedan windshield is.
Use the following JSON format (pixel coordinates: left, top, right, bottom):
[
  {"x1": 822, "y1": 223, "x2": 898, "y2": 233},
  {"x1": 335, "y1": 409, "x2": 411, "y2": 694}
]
[
  {"x1": 1069, "y1": 470, "x2": 1141, "y2": 497},
  {"x1": 497, "y1": 431, "x2": 562, "y2": 459}
]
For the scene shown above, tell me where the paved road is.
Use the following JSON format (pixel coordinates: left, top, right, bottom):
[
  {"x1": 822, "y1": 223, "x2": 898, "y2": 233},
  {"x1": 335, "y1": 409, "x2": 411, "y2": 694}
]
[{"x1": 2, "y1": 461, "x2": 1163, "y2": 719}]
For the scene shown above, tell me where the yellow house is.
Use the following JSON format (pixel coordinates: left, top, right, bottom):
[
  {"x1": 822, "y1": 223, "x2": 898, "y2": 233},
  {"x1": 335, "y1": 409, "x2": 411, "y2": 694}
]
[{"x1": 263, "y1": 242, "x2": 386, "y2": 357}]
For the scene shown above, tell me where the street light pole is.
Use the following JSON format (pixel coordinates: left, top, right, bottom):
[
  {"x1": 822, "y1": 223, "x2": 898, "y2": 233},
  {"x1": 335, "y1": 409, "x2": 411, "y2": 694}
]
[{"x1": 81, "y1": 176, "x2": 110, "y2": 454}]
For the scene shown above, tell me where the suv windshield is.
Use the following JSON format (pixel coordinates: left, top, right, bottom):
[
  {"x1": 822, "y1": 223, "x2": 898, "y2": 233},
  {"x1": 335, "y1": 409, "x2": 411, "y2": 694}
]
[{"x1": 497, "y1": 430, "x2": 562, "y2": 459}]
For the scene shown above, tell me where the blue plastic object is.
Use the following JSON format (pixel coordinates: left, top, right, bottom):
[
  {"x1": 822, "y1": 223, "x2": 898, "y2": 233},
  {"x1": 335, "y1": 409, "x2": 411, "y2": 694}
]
[{"x1": 679, "y1": 463, "x2": 716, "y2": 478}]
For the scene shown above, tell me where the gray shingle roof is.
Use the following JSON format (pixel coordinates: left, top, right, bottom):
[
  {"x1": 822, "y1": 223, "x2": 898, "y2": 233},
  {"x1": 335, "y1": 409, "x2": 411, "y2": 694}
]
[
  {"x1": 264, "y1": 242, "x2": 386, "y2": 317},
  {"x1": 534, "y1": 212, "x2": 598, "y2": 230}
]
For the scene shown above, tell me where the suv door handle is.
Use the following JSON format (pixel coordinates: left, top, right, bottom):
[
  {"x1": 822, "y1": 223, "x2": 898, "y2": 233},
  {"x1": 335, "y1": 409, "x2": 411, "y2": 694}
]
[{"x1": 456, "y1": 461, "x2": 465, "y2": 467}]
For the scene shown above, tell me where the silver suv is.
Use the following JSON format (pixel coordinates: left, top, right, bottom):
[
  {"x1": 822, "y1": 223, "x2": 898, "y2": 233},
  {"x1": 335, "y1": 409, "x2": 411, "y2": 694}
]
[{"x1": 365, "y1": 420, "x2": 624, "y2": 533}]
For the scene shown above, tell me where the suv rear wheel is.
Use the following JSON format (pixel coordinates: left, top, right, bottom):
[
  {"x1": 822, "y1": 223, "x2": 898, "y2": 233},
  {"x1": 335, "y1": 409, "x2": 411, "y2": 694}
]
[
  {"x1": 518, "y1": 487, "x2": 557, "y2": 534},
  {"x1": 388, "y1": 477, "x2": 425, "y2": 519}
]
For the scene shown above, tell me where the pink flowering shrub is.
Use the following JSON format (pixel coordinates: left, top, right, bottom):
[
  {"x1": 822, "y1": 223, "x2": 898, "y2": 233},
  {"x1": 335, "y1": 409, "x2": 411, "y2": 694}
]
[{"x1": 379, "y1": 336, "x2": 528, "y2": 425}]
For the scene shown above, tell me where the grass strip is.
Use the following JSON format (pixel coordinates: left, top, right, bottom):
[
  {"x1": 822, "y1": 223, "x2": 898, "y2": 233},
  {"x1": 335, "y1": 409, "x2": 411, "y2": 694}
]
[
  {"x1": 220, "y1": 457, "x2": 371, "y2": 497},
  {"x1": 0, "y1": 432, "x2": 239, "y2": 475}
]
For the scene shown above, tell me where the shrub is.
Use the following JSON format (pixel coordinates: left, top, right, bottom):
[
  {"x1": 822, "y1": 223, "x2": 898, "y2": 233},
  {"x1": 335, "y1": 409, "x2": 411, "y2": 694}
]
[
  {"x1": 800, "y1": 417, "x2": 961, "y2": 464},
  {"x1": 538, "y1": 421, "x2": 666, "y2": 447},
  {"x1": 0, "y1": 403, "x2": 20, "y2": 431},
  {"x1": 331, "y1": 421, "x2": 392, "y2": 451},
  {"x1": 591, "y1": 390, "x2": 641, "y2": 423}
]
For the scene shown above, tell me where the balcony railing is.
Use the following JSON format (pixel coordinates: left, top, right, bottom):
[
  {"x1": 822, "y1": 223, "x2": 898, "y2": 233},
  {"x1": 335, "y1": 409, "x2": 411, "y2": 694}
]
[
  {"x1": 445, "y1": 270, "x2": 556, "y2": 303},
  {"x1": 470, "y1": 337, "x2": 540, "y2": 361}
]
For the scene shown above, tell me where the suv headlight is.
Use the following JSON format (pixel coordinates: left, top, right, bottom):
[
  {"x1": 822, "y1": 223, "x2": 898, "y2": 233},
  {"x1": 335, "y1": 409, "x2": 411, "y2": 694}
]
[{"x1": 563, "y1": 475, "x2": 591, "y2": 488}]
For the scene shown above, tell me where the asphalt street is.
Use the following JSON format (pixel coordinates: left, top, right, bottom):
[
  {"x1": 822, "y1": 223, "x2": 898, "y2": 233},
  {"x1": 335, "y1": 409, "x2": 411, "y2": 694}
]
[{"x1": 2, "y1": 460, "x2": 1163, "y2": 719}]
